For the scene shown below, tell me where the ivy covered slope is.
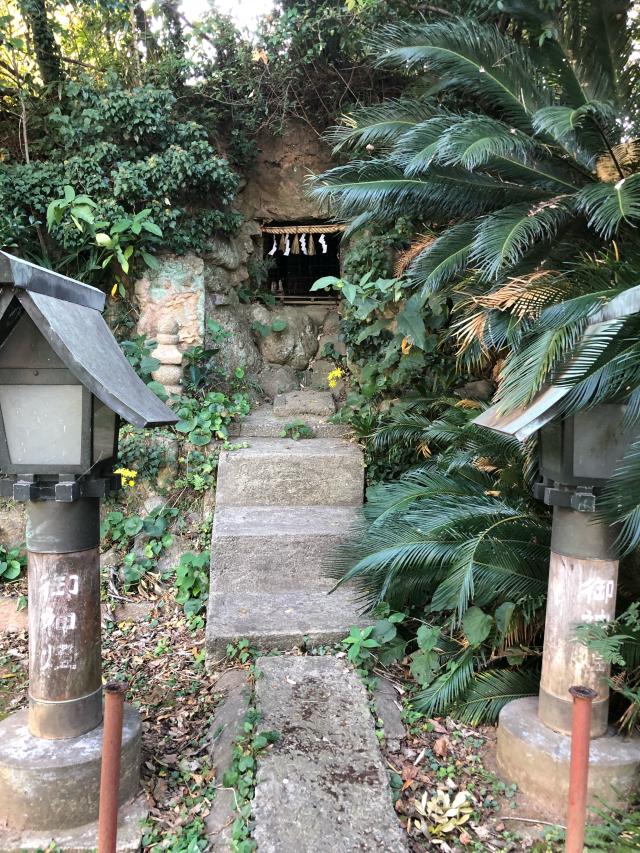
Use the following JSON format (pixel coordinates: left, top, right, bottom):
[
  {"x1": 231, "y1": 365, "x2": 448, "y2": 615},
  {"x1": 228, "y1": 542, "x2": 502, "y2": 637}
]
[{"x1": 314, "y1": 2, "x2": 640, "y2": 721}]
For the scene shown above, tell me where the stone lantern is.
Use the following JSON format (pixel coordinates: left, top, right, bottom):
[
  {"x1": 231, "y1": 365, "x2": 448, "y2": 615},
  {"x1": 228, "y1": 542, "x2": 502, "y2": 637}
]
[
  {"x1": 0, "y1": 252, "x2": 177, "y2": 840},
  {"x1": 474, "y1": 287, "x2": 640, "y2": 814}
]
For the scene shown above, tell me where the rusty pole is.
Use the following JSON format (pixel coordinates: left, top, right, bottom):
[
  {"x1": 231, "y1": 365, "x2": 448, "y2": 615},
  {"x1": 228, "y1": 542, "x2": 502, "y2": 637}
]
[
  {"x1": 565, "y1": 685, "x2": 597, "y2": 853},
  {"x1": 98, "y1": 681, "x2": 126, "y2": 853}
]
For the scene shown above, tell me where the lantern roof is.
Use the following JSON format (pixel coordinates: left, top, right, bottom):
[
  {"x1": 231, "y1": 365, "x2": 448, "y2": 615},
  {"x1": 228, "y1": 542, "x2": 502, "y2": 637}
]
[
  {"x1": 474, "y1": 284, "x2": 640, "y2": 441},
  {"x1": 0, "y1": 252, "x2": 178, "y2": 428}
]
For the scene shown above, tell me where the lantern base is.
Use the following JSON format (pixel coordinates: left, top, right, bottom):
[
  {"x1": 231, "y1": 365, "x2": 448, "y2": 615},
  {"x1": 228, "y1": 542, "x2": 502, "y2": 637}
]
[
  {"x1": 0, "y1": 794, "x2": 146, "y2": 853},
  {"x1": 497, "y1": 697, "x2": 640, "y2": 820},
  {"x1": 0, "y1": 705, "x2": 141, "y2": 832}
]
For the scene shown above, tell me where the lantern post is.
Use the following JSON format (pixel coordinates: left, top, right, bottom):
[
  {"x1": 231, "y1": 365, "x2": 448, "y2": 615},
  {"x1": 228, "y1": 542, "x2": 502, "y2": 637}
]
[
  {"x1": 0, "y1": 252, "x2": 177, "y2": 841},
  {"x1": 474, "y1": 290, "x2": 640, "y2": 816}
]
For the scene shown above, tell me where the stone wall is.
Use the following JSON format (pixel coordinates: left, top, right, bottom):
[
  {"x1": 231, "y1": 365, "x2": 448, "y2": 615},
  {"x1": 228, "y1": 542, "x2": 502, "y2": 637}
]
[{"x1": 135, "y1": 120, "x2": 345, "y2": 401}]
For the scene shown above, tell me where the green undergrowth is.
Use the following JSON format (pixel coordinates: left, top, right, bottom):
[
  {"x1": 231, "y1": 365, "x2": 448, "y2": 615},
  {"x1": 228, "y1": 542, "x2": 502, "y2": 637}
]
[{"x1": 222, "y1": 641, "x2": 281, "y2": 853}]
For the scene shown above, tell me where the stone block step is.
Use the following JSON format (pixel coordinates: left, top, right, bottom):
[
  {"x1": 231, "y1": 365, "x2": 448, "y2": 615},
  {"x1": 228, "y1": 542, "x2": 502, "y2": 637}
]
[
  {"x1": 215, "y1": 438, "x2": 364, "y2": 508},
  {"x1": 205, "y1": 589, "x2": 368, "y2": 655},
  {"x1": 252, "y1": 656, "x2": 408, "y2": 852},
  {"x1": 210, "y1": 505, "x2": 360, "y2": 593},
  {"x1": 272, "y1": 390, "x2": 336, "y2": 418},
  {"x1": 236, "y1": 406, "x2": 350, "y2": 439}
]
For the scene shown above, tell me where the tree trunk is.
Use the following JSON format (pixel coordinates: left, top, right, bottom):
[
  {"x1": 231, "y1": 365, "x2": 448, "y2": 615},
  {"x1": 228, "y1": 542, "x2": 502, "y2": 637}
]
[{"x1": 19, "y1": 0, "x2": 62, "y2": 85}]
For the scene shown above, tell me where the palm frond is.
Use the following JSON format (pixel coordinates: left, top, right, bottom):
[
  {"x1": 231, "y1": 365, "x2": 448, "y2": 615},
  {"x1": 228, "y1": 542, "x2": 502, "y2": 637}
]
[
  {"x1": 393, "y1": 113, "x2": 462, "y2": 176},
  {"x1": 450, "y1": 667, "x2": 540, "y2": 725},
  {"x1": 312, "y1": 160, "x2": 546, "y2": 223},
  {"x1": 413, "y1": 648, "x2": 475, "y2": 716},
  {"x1": 394, "y1": 234, "x2": 436, "y2": 278},
  {"x1": 532, "y1": 102, "x2": 618, "y2": 165},
  {"x1": 497, "y1": 325, "x2": 584, "y2": 409},
  {"x1": 433, "y1": 115, "x2": 537, "y2": 170},
  {"x1": 327, "y1": 99, "x2": 435, "y2": 154},
  {"x1": 575, "y1": 174, "x2": 640, "y2": 239},
  {"x1": 559, "y1": 0, "x2": 635, "y2": 110},
  {"x1": 406, "y1": 222, "x2": 475, "y2": 294},
  {"x1": 470, "y1": 200, "x2": 575, "y2": 280},
  {"x1": 370, "y1": 20, "x2": 550, "y2": 130}
]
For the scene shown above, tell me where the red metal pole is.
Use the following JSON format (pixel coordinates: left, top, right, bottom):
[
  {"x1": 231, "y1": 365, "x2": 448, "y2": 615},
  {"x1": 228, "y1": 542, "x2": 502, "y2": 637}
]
[
  {"x1": 98, "y1": 681, "x2": 126, "y2": 853},
  {"x1": 566, "y1": 685, "x2": 597, "y2": 853}
]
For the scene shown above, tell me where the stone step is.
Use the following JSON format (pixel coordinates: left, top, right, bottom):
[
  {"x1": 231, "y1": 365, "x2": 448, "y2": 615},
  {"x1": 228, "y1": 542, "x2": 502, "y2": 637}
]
[
  {"x1": 252, "y1": 656, "x2": 408, "y2": 853},
  {"x1": 236, "y1": 406, "x2": 350, "y2": 439},
  {"x1": 272, "y1": 390, "x2": 336, "y2": 418},
  {"x1": 214, "y1": 438, "x2": 364, "y2": 508},
  {"x1": 206, "y1": 589, "x2": 368, "y2": 655},
  {"x1": 210, "y1": 505, "x2": 360, "y2": 593}
]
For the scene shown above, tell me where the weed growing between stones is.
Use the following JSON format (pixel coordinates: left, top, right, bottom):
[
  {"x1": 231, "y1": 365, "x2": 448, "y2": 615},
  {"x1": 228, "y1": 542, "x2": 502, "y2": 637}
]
[
  {"x1": 220, "y1": 642, "x2": 281, "y2": 853},
  {"x1": 278, "y1": 420, "x2": 315, "y2": 440}
]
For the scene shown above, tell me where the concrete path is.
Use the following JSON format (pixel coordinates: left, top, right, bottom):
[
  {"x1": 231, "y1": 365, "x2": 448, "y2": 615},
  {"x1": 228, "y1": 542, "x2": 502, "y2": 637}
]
[
  {"x1": 206, "y1": 391, "x2": 366, "y2": 655},
  {"x1": 252, "y1": 656, "x2": 408, "y2": 852}
]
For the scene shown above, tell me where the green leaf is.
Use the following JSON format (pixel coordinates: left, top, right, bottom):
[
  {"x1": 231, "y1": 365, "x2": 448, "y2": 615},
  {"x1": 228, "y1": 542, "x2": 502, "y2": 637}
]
[
  {"x1": 189, "y1": 428, "x2": 213, "y2": 446},
  {"x1": 252, "y1": 321, "x2": 271, "y2": 338},
  {"x1": 396, "y1": 295, "x2": 427, "y2": 349},
  {"x1": 463, "y1": 606, "x2": 494, "y2": 647},
  {"x1": 147, "y1": 380, "x2": 168, "y2": 400},
  {"x1": 310, "y1": 276, "x2": 341, "y2": 291},
  {"x1": 2, "y1": 564, "x2": 21, "y2": 580},
  {"x1": 341, "y1": 282, "x2": 357, "y2": 304},
  {"x1": 95, "y1": 232, "x2": 112, "y2": 247},
  {"x1": 410, "y1": 650, "x2": 439, "y2": 686},
  {"x1": 141, "y1": 220, "x2": 163, "y2": 237},
  {"x1": 123, "y1": 516, "x2": 143, "y2": 537},
  {"x1": 70, "y1": 204, "x2": 95, "y2": 225},
  {"x1": 576, "y1": 175, "x2": 640, "y2": 239},
  {"x1": 378, "y1": 637, "x2": 407, "y2": 666},
  {"x1": 271, "y1": 318, "x2": 288, "y2": 332},
  {"x1": 416, "y1": 624, "x2": 440, "y2": 651},
  {"x1": 143, "y1": 516, "x2": 167, "y2": 537},
  {"x1": 140, "y1": 250, "x2": 160, "y2": 270},
  {"x1": 372, "y1": 618, "x2": 397, "y2": 644},
  {"x1": 495, "y1": 602, "x2": 516, "y2": 635}
]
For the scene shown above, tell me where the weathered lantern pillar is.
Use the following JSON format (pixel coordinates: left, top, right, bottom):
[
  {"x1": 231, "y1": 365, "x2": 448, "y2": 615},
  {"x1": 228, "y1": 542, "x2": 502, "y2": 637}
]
[
  {"x1": 0, "y1": 252, "x2": 177, "y2": 843},
  {"x1": 27, "y1": 499, "x2": 103, "y2": 739},
  {"x1": 539, "y1": 507, "x2": 618, "y2": 736},
  {"x1": 475, "y1": 374, "x2": 640, "y2": 817}
]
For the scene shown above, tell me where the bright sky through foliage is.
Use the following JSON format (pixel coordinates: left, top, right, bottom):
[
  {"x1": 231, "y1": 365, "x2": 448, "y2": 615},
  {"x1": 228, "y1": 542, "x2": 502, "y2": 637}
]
[{"x1": 183, "y1": 0, "x2": 274, "y2": 33}]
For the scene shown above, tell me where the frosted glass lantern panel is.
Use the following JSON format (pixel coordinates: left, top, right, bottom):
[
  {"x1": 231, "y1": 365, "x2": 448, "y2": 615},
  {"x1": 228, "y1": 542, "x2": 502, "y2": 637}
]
[
  {"x1": 0, "y1": 385, "x2": 83, "y2": 466},
  {"x1": 92, "y1": 401, "x2": 116, "y2": 464}
]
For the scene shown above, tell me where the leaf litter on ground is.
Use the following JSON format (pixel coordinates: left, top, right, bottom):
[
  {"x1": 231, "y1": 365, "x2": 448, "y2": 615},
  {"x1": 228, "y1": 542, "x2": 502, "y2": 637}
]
[{"x1": 0, "y1": 593, "x2": 235, "y2": 851}]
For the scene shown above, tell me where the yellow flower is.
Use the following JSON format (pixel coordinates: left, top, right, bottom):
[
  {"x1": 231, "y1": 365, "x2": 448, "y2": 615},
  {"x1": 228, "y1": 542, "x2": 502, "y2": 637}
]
[
  {"x1": 110, "y1": 282, "x2": 118, "y2": 298},
  {"x1": 401, "y1": 337, "x2": 413, "y2": 355},
  {"x1": 327, "y1": 367, "x2": 344, "y2": 389},
  {"x1": 114, "y1": 467, "x2": 138, "y2": 488}
]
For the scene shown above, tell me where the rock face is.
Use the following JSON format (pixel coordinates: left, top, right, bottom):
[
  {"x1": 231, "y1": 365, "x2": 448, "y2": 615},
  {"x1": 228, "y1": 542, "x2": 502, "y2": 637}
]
[
  {"x1": 135, "y1": 253, "x2": 205, "y2": 348},
  {"x1": 133, "y1": 120, "x2": 344, "y2": 399},
  {"x1": 205, "y1": 293, "x2": 263, "y2": 376},
  {"x1": 255, "y1": 365, "x2": 299, "y2": 398},
  {"x1": 237, "y1": 121, "x2": 333, "y2": 222},
  {"x1": 251, "y1": 305, "x2": 319, "y2": 371}
]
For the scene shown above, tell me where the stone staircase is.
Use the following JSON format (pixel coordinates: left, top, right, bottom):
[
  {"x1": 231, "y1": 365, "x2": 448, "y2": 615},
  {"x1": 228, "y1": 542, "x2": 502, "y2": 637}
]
[{"x1": 206, "y1": 391, "x2": 366, "y2": 656}]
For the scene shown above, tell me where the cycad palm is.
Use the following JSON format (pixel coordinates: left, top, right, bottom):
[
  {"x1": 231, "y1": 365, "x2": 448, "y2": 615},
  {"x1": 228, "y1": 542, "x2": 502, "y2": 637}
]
[
  {"x1": 328, "y1": 398, "x2": 550, "y2": 723},
  {"x1": 314, "y1": 3, "x2": 640, "y2": 548}
]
